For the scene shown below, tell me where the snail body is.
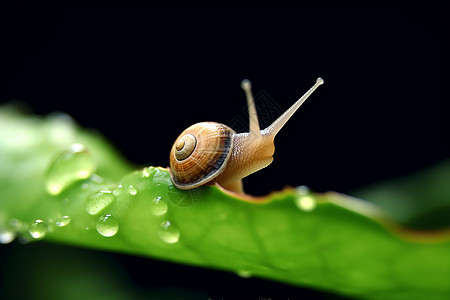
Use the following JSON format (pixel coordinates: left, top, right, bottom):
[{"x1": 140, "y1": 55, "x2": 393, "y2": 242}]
[{"x1": 169, "y1": 78, "x2": 324, "y2": 193}]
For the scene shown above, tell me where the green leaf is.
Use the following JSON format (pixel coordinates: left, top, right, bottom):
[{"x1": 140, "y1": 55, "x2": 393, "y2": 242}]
[
  {"x1": 1, "y1": 106, "x2": 449, "y2": 300},
  {"x1": 351, "y1": 160, "x2": 450, "y2": 229}
]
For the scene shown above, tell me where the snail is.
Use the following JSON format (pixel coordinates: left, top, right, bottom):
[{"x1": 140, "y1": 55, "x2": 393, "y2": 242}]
[{"x1": 169, "y1": 77, "x2": 324, "y2": 193}]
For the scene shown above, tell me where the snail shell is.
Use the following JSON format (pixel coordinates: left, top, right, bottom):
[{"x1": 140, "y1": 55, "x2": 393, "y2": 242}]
[{"x1": 169, "y1": 122, "x2": 236, "y2": 189}]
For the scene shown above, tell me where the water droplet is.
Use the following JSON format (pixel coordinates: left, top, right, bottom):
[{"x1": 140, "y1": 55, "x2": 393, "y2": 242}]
[
  {"x1": 29, "y1": 219, "x2": 48, "y2": 239},
  {"x1": 129, "y1": 185, "x2": 137, "y2": 196},
  {"x1": 46, "y1": 144, "x2": 96, "y2": 195},
  {"x1": 46, "y1": 112, "x2": 76, "y2": 145},
  {"x1": 96, "y1": 214, "x2": 119, "y2": 237},
  {"x1": 142, "y1": 166, "x2": 154, "y2": 178},
  {"x1": 152, "y1": 168, "x2": 172, "y2": 185},
  {"x1": 151, "y1": 196, "x2": 168, "y2": 216},
  {"x1": 86, "y1": 191, "x2": 115, "y2": 215},
  {"x1": 89, "y1": 174, "x2": 104, "y2": 184},
  {"x1": 296, "y1": 185, "x2": 310, "y2": 195},
  {"x1": 55, "y1": 216, "x2": 71, "y2": 227},
  {"x1": 236, "y1": 270, "x2": 252, "y2": 278},
  {"x1": 113, "y1": 184, "x2": 124, "y2": 196},
  {"x1": 0, "y1": 228, "x2": 15, "y2": 244},
  {"x1": 158, "y1": 220, "x2": 180, "y2": 244},
  {"x1": 296, "y1": 195, "x2": 316, "y2": 211},
  {"x1": 295, "y1": 186, "x2": 316, "y2": 212}
]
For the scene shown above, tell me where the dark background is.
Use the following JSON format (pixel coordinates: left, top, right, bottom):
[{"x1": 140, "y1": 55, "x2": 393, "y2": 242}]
[{"x1": 1, "y1": 4, "x2": 449, "y2": 299}]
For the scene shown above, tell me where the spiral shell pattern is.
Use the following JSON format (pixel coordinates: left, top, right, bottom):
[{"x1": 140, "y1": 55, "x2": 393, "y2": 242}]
[{"x1": 169, "y1": 122, "x2": 235, "y2": 189}]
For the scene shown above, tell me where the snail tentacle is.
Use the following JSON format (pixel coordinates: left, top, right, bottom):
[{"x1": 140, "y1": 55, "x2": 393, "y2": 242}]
[
  {"x1": 241, "y1": 79, "x2": 262, "y2": 138},
  {"x1": 262, "y1": 77, "x2": 324, "y2": 139}
]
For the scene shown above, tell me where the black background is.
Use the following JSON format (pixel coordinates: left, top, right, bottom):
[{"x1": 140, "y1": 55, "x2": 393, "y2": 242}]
[{"x1": 1, "y1": 4, "x2": 449, "y2": 299}]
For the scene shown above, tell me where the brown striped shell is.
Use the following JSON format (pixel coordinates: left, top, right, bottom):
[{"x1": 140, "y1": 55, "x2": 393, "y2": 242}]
[{"x1": 169, "y1": 122, "x2": 235, "y2": 189}]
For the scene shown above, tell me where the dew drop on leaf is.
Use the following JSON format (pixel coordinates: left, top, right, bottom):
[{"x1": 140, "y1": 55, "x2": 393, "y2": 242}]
[
  {"x1": 296, "y1": 195, "x2": 316, "y2": 212},
  {"x1": 46, "y1": 144, "x2": 96, "y2": 195},
  {"x1": 0, "y1": 228, "x2": 15, "y2": 244},
  {"x1": 236, "y1": 270, "x2": 252, "y2": 278},
  {"x1": 96, "y1": 214, "x2": 119, "y2": 237},
  {"x1": 55, "y1": 215, "x2": 71, "y2": 227},
  {"x1": 113, "y1": 184, "x2": 124, "y2": 197},
  {"x1": 29, "y1": 219, "x2": 48, "y2": 239},
  {"x1": 142, "y1": 166, "x2": 154, "y2": 178},
  {"x1": 151, "y1": 196, "x2": 168, "y2": 216},
  {"x1": 296, "y1": 185, "x2": 310, "y2": 195},
  {"x1": 86, "y1": 191, "x2": 115, "y2": 215},
  {"x1": 295, "y1": 186, "x2": 316, "y2": 212},
  {"x1": 45, "y1": 112, "x2": 76, "y2": 145},
  {"x1": 158, "y1": 220, "x2": 180, "y2": 244},
  {"x1": 128, "y1": 185, "x2": 137, "y2": 196}
]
